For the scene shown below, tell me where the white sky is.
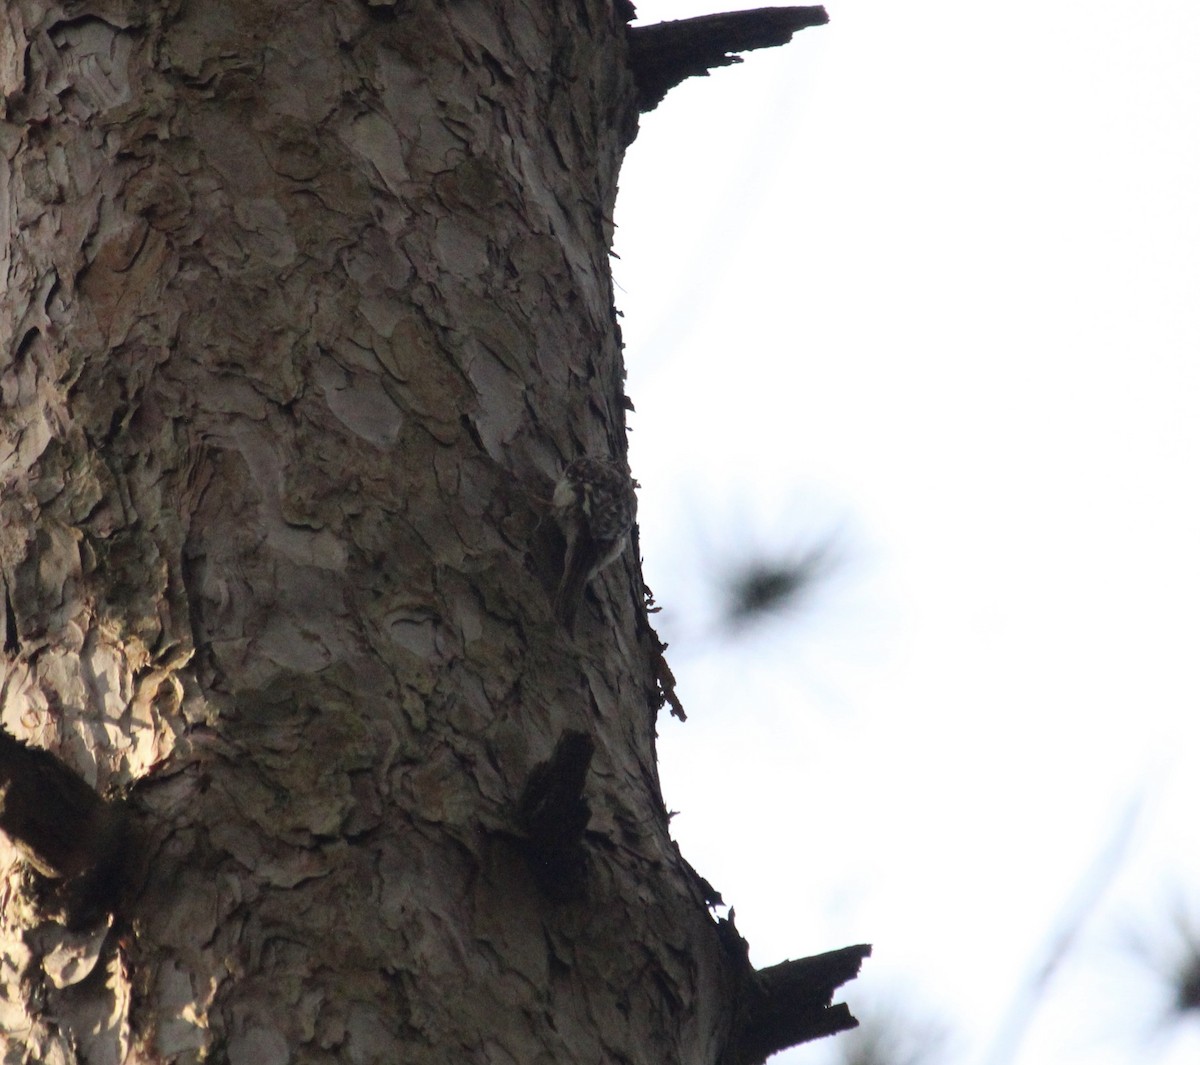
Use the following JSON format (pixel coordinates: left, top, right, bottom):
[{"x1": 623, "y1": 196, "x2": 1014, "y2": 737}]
[{"x1": 613, "y1": 2, "x2": 1200, "y2": 1064}]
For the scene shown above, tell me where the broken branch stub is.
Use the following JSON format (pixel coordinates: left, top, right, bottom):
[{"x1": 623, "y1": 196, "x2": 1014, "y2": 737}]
[
  {"x1": 728, "y1": 943, "x2": 873, "y2": 1065},
  {"x1": 628, "y1": 6, "x2": 829, "y2": 112}
]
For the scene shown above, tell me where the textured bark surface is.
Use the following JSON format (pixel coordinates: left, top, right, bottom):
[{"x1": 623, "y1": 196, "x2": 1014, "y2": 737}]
[
  {"x1": 0, "y1": 1, "x2": 740, "y2": 1063},
  {"x1": 1, "y1": 2, "x2": 860, "y2": 1063}
]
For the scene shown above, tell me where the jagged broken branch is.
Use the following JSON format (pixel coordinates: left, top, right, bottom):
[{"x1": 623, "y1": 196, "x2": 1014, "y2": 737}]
[
  {"x1": 730, "y1": 943, "x2": 872, "y2": 1064},
  {"x1": 628, "y1": 6, "x2": 829, "y2": 112}
]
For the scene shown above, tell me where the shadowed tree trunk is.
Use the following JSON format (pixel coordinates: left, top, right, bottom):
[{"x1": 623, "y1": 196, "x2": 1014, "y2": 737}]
[{"x1": 0, "y1": 2, "x2": 862, "y2": 1062}]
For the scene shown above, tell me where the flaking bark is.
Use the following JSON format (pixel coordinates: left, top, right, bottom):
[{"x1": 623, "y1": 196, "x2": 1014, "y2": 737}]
[{"x1": 0, "y1": 1, "x2": 860, "y2": 1062}]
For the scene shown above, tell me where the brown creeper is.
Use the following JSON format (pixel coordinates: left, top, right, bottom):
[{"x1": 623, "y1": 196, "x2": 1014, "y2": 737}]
[{"x1": 552, "y1": 456, "x2": 636, "y2": 629}]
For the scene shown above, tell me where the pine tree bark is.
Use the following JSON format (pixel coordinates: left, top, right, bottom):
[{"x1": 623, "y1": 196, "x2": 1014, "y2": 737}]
[{"x1": 0, "y1": 2, "x2": 861, "y2": 1063}]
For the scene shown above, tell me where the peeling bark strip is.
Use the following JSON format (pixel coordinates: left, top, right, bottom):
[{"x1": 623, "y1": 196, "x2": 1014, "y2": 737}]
[
  {"x1": 0, "y1": 731, "x2": 129, "y2": 928},
  {"x1": 628, "y1": 6, "x2": 830, "y2": 112},
  {"x1": 517, "y1": 729, "x2": 594, "y2": 900},
  {"x1": 2, "y1": 580, "x2": 18, "y2": 655}
]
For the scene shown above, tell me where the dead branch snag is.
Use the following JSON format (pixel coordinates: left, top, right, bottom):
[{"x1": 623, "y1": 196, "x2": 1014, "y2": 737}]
[
  {"x1": 628, "y1": 6, "x2": 830, "y2": 112},
  {"x1": 718, "y1": 912, "x2": 871, "y2": 1065}
]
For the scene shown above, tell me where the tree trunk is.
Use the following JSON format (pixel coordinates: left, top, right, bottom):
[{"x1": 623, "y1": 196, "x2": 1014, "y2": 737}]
[{"x1": 0, "y1": 3, "x2": 861, "y2": 1063}]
